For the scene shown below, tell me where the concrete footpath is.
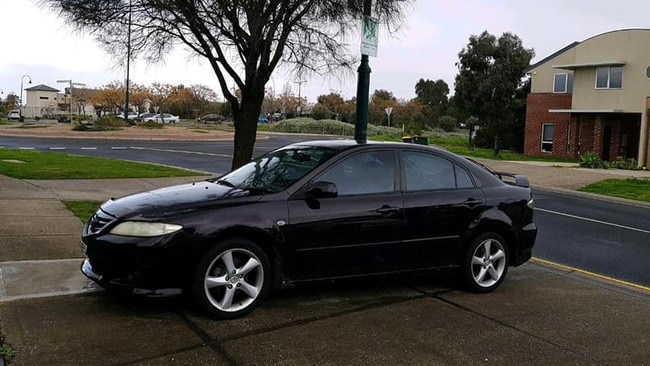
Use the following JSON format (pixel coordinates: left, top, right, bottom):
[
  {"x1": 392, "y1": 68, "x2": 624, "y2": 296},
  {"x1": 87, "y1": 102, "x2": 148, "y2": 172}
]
[{"x1": 1, "y1": 161, "x2": 650, "y2": 365}]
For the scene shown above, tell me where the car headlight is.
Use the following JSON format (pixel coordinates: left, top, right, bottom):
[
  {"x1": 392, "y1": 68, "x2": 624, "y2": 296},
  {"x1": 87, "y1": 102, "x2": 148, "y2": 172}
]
[
  {"x1": 527, "y1": 198, "x2": 535, "y2": 209},
  {"x1": 110, "y1": 222, "x2": 183, "y2": 237}
]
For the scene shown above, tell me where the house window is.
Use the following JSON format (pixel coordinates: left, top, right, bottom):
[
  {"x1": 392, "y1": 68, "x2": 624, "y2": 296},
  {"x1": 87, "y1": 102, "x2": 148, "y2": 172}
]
[
  {"x1": 553, "y1": 73, "x2": 573, "y2": 93},
  {"x1": 39, "y1": 96, "x2": 49, "y2": 100},
  {"x1": 542, "y1": 123, "x2": 554, "y2": 152},
  {"x1": 596, "y1": 66, "x2": 623, "y2": 89}
]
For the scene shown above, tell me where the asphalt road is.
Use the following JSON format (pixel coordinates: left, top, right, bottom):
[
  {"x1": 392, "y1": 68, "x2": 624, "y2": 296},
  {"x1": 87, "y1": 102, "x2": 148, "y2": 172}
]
[{"x1": 2, "y1": 134, "x2": 649, "y2": 287}]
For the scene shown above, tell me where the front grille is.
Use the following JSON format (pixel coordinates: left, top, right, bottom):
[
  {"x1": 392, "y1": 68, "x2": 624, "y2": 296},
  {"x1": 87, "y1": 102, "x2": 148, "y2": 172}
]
[{"x1": 88, "y1": 210, "x2": 115, "y2": 234}]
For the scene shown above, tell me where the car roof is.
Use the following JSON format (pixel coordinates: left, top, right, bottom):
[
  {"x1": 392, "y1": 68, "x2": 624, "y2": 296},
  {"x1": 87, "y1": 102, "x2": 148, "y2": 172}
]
[{"x1": 287, "y1": 139, "x2": 450, "y2": 155}]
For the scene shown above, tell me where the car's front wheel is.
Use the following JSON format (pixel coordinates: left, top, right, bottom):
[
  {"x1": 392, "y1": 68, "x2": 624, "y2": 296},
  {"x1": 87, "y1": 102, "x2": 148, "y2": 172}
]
[
  {"x1": 462, "y1": 233, "x2": 509, "y2": 293},
  {"x1": 191, "y1": 238, "x2": 270, "y2": 319}
]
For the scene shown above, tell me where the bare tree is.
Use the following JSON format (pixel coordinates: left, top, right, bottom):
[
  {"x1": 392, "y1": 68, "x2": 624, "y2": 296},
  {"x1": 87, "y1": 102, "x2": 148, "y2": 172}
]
[{"x1": 40, "y1": 0, "x2": 412, "y2": 168}]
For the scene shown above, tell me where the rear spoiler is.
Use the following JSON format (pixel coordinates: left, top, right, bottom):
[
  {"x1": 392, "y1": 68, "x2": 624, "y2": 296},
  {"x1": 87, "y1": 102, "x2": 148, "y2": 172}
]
[
  {"x1": 465, "y1": 158, "x2": 531, "y2": 188},
  {"x1": 497, "y1": 172, "x2": 530, "y2": 188}
]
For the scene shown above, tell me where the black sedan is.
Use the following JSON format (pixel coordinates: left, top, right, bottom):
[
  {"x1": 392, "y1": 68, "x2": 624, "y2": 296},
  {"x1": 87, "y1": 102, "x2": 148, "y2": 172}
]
[{"x1": 80, "y1": 140, "x2": 537, "y2": 318}]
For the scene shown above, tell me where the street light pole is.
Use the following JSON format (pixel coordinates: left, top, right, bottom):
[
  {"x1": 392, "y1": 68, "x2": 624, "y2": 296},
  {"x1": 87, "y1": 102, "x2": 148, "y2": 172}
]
[
  {"x1": 354, "y1": 0, "x2": 372, "y2": 143},
  {"x1": 57, "y1": 79, "x2": 86, "y2": 122},
  {"x1": 294, "y1": 80, "x2": 306, "y2": 116},
  {"x1": 124, "y1": 0, "x2": 132, "y2": 120},
  {"x1": 20, "y1": 74, "x2": 32, "y2": 119}
]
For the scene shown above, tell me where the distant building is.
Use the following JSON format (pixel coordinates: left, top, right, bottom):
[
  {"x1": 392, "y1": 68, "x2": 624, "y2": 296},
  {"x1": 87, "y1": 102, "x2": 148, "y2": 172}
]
[
  {"x1": 524, "y1": 29, "x2": 650, "y2": 168},
  {"x1": 24, "y1": 84, "x2": 97, "y2": 118},
  {"x1": 23, "y1": 84, "x2": 60, "y2": 118}
]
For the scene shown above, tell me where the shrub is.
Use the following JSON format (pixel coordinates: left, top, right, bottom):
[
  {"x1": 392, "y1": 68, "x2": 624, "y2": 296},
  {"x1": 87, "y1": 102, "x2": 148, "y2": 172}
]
[
  {"x1": 136, "y1": 121, "x2": 164, "y2": 129},
  {"x1": 608, "y1": 156, "x2": 639, "y2": 170},
  {"x1": 95, "y1": 116, "x2": 127, "y2": 128},
  {"x1": 579, "y1": 152, "x2": 606, "y2": 169},
  {"x1": 438, "y1": 115, "x2": 457, "y2": 132},
  {"x1": 310, "y1": 105, "x2": 331, "y2": 121}
]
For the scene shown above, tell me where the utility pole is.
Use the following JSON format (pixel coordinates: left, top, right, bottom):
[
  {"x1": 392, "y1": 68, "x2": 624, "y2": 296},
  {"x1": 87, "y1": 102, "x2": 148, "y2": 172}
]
[
  {"x1": 57, "y1": 79, "x2": 86, "y2": 122},
  {"x1": 354, "y1": 0, "x2": 373, "y2": 143},
  {"x1": 294, "y1": 80, "x2": 306, "y2": 115},
  {"x1": 124, "y1": 0, "x2": 132, "y2": 120}
]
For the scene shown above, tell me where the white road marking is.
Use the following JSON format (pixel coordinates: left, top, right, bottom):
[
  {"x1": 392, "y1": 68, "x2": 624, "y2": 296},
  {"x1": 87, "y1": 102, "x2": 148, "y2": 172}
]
[
  {"x1": 49, "y1": 147, "x2": 66, "y2": 150},
  {"x1": 130, "y1": 146, "x2": 232, "y2": 158},
  {"x1": 111, "y1": 147, "x2": 128, "y2": 150},
  {"x1": 536, "y1": 208, "x2": 650, "y2": 234},
  {"x1": 18, "y1": 147, "x2": 35, "y2": 150},
  {"x1": 81, "y1": 147, "x2": 97, "y2": 150}
]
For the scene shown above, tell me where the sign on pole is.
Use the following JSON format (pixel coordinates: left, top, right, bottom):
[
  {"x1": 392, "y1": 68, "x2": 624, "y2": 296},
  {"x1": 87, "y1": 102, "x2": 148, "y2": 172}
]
[
  {"x1": 360, "y1": 16, "x2": 378, "y2": 57},
  {"x1": 385, "y1": 107, "x2": 393, "y2": 127}
]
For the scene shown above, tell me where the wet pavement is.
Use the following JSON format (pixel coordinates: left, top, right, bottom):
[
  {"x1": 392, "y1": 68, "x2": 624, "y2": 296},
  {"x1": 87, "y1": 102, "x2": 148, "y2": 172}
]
[{"x1": 1, "y1": 145, "x2": 650, "y2": 365}]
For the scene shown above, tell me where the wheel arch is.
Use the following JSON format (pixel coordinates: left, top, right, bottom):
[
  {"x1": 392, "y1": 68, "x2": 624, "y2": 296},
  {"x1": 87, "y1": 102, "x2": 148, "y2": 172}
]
[
  {"x1": 186, "y1": 226, "x2": 284, "y2": 288},
  {"x1": 466, "y1": 213, "x2": 517, "y2": 265}
]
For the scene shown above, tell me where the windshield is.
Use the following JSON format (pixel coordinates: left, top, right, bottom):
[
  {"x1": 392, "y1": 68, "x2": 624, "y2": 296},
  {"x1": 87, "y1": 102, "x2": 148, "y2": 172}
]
[{"x1": 216, "y1": 146, "x2": 338, "y2": 193}]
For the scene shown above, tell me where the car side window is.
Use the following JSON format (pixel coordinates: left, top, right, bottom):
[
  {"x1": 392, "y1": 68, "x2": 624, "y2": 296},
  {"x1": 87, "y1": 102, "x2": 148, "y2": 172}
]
[
  {"x1": 402, "y1": 151, "x2": 474, "y2": 191},
  {"x1": 454, "y1": 164, "x2": 475, "y2": 189},
  {"x1": 318, "y1": 151, "x2": 395, "y2": 196}
]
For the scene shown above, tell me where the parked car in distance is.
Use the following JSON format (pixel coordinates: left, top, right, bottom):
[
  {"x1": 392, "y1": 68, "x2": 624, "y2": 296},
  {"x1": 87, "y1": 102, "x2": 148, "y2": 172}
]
[
  {"x1": 143, "y1": 113, "x2": 179, "y2": 123},
  {"x1": 8, "y1": 110, "x2": 20, "y2": 120},
  {"x1": 197, "y1": 114, "x2": 226, "y2": 122},
  {"x1": 116, "y1": 112, "x2": 139, "y2": 120},
  {"x1": 134, "y1": 113, "x2": 156, "y2": 122},
  {"x1": 258, "y1": 117, "x2": 269, "y2": 123},
  {"x1": 80, "y1": 140, "x2": 537, "y2": 319}
]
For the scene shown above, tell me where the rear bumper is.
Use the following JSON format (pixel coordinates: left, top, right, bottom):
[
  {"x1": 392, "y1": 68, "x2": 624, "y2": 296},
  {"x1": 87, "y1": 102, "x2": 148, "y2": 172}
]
[{"x1": 511, "y1": 223, "x2": 537, "y2": 266}]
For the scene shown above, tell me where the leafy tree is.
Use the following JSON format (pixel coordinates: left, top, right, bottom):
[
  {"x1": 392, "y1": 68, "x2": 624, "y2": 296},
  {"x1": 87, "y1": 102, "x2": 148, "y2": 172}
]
[
  {"x1": 369, "y1": 89, "x2": 397, "y2": 126},
  {"x1": 148, "y1": 83, "x2": 179, "y2": 119},
  {"x1": 454, "y1": 31, "x2": 534, "y2": 150},
  {"x1": 90, "y1": 81, "x2": 125, "y2": 116},
  {"x1": 188, "y1": 84, "x2": 220, "y2": 118},
  {"x1": 2, "y1": 92, "x2": 19, "y2": 114},
  {"x1": 129, "y1": 84, "x2": 152, "y2": 115},
  {"x1": 371, "y1": 89, "x2": 396, "y2": 103},
  {"x1": 414, "y1": 78, "x2": 449, "y2": 127},
  {"x1": 311, "y1": 105, "x2": 331, "y2": 120},
  {"x1": 43, "y1": 0, "x2": 413, "y2": 169},
  {"x1": 316, "y1": 92, "x2": 345, "y2": 120}
]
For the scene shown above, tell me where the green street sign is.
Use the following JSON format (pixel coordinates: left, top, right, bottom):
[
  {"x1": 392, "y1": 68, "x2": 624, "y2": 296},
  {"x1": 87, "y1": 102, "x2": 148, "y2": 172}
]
[{"x1": 360, "y1": 16, "x2": 378, "y2": 57}]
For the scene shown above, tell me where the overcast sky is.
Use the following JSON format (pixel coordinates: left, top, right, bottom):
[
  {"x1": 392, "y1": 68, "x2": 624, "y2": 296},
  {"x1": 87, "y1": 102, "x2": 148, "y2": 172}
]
[{"x1": 2, "y1": 0, "x2": 650, "y2": 104}]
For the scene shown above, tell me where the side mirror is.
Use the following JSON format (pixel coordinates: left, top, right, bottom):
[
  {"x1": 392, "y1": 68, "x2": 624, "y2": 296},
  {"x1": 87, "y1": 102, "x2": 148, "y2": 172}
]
[{"x1": 306, "y1": 181, "x2": 338, "y2": 199}]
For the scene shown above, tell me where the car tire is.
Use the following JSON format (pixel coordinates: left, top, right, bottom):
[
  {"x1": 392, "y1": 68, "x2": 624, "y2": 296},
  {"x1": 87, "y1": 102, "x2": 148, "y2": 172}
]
[
  {"x1": 190, "y1": 238, "x2": 271, "y2": 319},
  {"x1": 462, "y1": 233, "x2": 509, "y2": 293}
]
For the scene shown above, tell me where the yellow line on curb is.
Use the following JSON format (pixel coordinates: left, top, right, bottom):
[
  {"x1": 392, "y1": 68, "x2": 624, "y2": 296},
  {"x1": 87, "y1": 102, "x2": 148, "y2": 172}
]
[{"x1": 531, "y1": 257, "x2": 650, "y2": 292}]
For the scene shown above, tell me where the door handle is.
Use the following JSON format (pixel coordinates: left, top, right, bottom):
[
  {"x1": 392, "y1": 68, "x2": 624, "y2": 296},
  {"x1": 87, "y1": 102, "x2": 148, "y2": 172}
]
[
  {"x1": 376, "y1": 205, "x2": 400, "y2": 215},
  {"x1": 464, "y1": 198, "x2": 482, "y2": 207}
]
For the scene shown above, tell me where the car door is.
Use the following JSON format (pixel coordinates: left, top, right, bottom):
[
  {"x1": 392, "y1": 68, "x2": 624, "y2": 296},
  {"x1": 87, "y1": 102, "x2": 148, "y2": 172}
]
[
  {"x1": 284, "y1": 149, "x2": 405, "y2": 280},
  {"x1": 399, "y1": 150, "x2": 486, "y2": 268}
]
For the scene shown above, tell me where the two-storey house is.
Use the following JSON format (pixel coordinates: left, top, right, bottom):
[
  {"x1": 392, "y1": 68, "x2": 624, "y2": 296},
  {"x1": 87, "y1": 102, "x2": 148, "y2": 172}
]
[{"x1": 524, "y1": 29, "x2": 650, "y2": 168}]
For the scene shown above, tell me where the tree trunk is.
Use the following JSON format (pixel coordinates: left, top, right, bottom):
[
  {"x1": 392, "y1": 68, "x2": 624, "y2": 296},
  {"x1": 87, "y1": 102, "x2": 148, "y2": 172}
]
[{"x1": 231, "y1": 98, "x2": 262, "y2": 170}]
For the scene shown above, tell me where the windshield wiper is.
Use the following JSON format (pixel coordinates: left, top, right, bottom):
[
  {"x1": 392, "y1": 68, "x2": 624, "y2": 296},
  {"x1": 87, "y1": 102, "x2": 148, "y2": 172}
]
[
  {"x1": 215, "y1": 179, "x2": 235, "y2": 188},
  {"x1": 236, "y1": 186, "x2": 274, "y2": 194}
]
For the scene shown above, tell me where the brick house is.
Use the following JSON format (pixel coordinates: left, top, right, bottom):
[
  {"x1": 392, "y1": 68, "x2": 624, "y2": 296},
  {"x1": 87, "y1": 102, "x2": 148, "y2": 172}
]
[{"x1": 524, "y1": 29, "x2": 650, "y2": 168}]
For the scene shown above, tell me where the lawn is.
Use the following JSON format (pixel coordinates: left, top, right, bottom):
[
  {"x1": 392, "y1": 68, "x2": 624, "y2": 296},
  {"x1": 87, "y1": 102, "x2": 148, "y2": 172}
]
[
  {"x1": 64, "y1": 200, "x2": 105, "y2": 222},
  {"x1": 0, "y1": 148, "x2": 206, "y2": 179},
  {"x1": 578, "y1": 178, "x2": 650, "y2": 203}
]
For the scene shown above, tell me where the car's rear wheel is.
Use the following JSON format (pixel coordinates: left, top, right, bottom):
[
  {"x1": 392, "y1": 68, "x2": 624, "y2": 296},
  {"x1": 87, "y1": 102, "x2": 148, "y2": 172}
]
[
  {"x1": 463, "y1": 233, "x2": 509, "y2": 293},
  {"x1": 191, "y1": 238, "x2": 270, "y2": 319}
]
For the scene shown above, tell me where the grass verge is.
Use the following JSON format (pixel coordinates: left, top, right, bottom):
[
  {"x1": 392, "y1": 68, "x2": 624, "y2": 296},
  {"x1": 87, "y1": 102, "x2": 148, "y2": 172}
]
[
  {"x1": 0, "y1": 148, "x2": 207, "y2": 179},
  {"x1": 63, "y1": 200, "x2": 105, "y2": 223},
  {"x1": 578, "y1": 178, "x2": 650, "y2": 203}
]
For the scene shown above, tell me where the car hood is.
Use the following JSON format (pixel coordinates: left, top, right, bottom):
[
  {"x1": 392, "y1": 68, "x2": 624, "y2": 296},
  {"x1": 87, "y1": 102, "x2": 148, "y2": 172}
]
[{"x1": 101, "y1": 180, "x2": 262, "y2": 219}]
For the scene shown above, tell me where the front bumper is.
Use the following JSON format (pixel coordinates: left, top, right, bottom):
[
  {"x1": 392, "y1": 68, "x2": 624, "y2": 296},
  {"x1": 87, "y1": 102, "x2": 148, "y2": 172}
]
[
  {"x1": 79, "y1": 231, "x2": 193, "y2": 294},
  {"x1": 81, "y1": 258, "x2": 183, "y2": 296}
]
